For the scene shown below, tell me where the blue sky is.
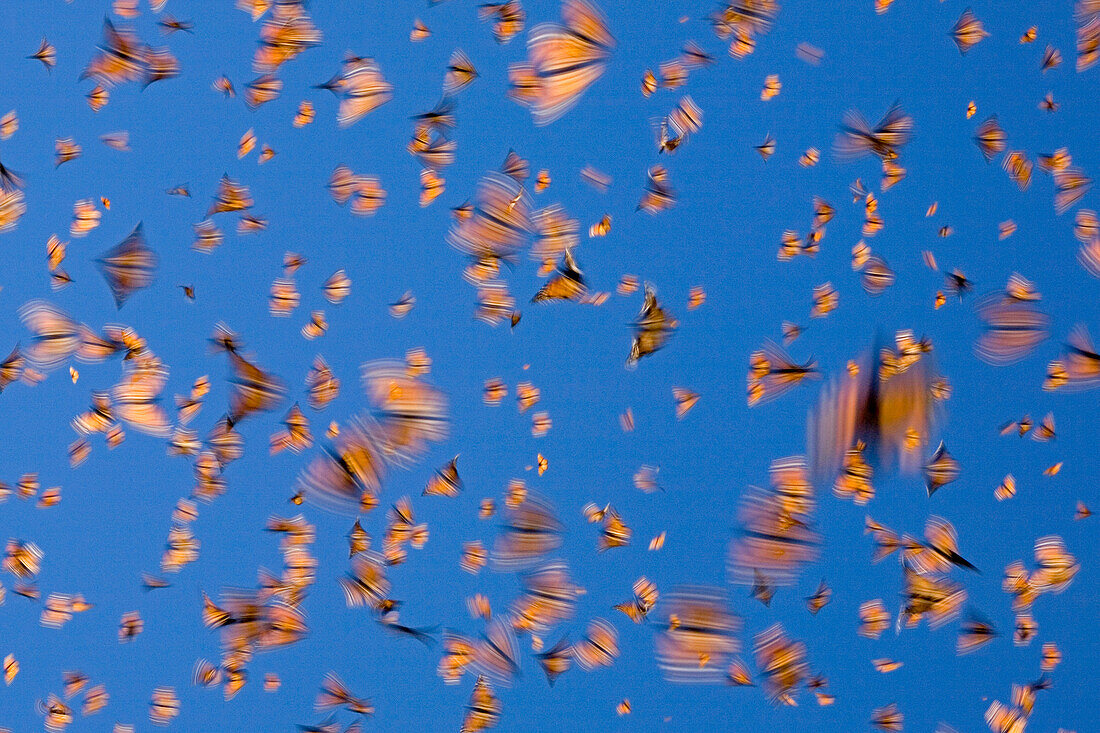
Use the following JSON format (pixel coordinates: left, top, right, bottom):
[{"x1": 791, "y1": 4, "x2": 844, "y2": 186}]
[{"x1": 0, "y1": 0, "x2": 1097, "y2": 730}]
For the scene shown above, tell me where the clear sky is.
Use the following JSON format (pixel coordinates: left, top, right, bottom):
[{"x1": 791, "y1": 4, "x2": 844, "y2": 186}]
[{"x1": 0, "y1": 0, "x2": 1097, "y2": 731}]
